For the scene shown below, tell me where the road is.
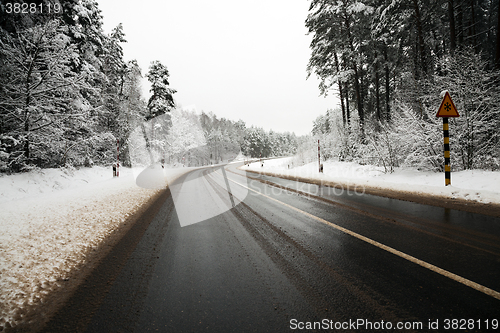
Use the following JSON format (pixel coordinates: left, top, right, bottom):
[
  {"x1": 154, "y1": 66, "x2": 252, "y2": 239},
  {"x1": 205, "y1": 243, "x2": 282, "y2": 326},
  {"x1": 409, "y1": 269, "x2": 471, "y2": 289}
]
[{"x1": 41, "y1": 163, "x2": 500, "y2": 332}]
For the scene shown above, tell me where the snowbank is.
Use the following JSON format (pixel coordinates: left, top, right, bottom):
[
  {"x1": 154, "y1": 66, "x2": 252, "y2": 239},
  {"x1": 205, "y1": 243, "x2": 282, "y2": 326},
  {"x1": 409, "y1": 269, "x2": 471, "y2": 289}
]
[
  {"x1": 245, "y1": 158, "x2": 500, "y2": 206},
  {"x1": 0, "y1": 166, "x2": 189, "y2": 331}
]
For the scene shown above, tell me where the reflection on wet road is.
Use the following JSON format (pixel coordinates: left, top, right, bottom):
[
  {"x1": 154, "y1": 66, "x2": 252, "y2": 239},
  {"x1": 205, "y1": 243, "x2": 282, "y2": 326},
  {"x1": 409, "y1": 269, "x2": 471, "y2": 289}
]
[{"x1": 43, "y1": 163, "x2": 500, "y2": 332}]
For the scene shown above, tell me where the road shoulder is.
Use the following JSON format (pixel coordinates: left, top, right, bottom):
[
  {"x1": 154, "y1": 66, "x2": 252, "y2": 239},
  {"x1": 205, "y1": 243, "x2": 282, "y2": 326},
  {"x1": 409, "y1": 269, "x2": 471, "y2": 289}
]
[{"x1": 238, "y1": 167, "x2": 500, "y2": 218}]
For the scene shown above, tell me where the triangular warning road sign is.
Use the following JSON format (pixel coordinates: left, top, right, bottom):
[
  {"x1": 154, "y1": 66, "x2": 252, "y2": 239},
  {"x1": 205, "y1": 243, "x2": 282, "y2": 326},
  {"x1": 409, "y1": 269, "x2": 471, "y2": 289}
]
[{"x1": 436, "y1": 92, "x2": 460, "y2": 117}]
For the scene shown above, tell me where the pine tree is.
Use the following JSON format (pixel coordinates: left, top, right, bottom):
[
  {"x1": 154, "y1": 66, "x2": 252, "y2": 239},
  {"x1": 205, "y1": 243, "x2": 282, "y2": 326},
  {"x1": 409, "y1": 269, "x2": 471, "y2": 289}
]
[{"x1": 146, "y1": 61, "x2": 176, "y2": 120}]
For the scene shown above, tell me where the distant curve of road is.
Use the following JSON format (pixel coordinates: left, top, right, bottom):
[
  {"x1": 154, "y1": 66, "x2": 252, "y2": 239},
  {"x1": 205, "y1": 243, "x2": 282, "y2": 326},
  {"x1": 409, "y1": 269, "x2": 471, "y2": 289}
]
[{"x1": 41, "y1": 162, "x2": 500, "y2": 332}]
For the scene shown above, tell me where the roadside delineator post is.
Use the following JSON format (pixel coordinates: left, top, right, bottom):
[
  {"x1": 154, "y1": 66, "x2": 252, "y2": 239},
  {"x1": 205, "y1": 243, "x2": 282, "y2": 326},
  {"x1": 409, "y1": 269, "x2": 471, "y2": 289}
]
[
  {"x1": 318, "y1": 139, "x2": 322, "y2": 173},
  {"x1": 436, "y1": 91, "x2": 460, "y2": 186},
  {"x1": 116, "y1": 138, "x2": 120, "y2": 177}
]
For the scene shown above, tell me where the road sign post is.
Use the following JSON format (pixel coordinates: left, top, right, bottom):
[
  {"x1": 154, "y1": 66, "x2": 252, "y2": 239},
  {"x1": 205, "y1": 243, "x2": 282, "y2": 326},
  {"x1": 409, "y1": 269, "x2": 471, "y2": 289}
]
[{"x1": 436, "y1": 91, "x2": 459, "y2": 186}]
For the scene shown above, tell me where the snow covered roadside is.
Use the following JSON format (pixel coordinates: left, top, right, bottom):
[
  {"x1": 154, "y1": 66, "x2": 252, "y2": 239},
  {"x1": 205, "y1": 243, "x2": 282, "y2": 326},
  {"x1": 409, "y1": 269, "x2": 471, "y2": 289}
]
[
  {"x1": 0, "y1": 166, "x2": 189, "y2": 331},
  {"x1": 244, "y1": 157, "x2": 500, "y2": 208}
]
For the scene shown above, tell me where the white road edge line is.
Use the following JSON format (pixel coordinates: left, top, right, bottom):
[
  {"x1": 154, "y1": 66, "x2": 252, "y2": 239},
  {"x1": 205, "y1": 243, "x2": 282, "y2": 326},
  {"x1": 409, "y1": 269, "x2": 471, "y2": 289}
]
[{"x1": 228, "y1": 176, "x2": 500, "y2": 301}]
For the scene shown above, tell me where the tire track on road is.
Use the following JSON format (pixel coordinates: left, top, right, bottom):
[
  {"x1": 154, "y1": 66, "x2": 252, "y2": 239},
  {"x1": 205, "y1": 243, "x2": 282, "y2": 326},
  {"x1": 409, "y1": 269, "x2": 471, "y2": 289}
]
[
  {"x1": 204, "y1": 169, "x2": 419, "y2": 326},
  {"x1": 229, "y1": 169, "x2": 500, "y2": 257}
]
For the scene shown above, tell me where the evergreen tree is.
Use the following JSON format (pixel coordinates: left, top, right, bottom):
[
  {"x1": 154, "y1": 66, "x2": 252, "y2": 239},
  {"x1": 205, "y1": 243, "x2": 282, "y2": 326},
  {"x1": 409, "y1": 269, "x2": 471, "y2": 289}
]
[{"x1": 146, "y1": 61, "x2": 176, "y2": 120}]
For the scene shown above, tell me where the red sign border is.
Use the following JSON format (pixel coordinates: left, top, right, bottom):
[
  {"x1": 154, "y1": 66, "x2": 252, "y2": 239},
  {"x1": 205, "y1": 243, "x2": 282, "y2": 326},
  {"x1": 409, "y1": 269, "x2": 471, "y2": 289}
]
[{"x1": 436, "y1": 91, "x2": 460, "y2": 117}]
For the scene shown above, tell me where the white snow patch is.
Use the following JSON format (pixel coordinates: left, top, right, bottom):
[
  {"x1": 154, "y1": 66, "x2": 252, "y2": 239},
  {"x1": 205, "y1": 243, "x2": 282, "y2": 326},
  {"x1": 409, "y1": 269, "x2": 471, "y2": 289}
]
[
  {"x1": 0, "y1": 166, "x2": 189, "y2": 330},
  {"x1": 246, "y1": 158, "x2": 500, "y2": 205},
  {"x1": 348, "y1": 2, "x2": 374, "y2": 14}
]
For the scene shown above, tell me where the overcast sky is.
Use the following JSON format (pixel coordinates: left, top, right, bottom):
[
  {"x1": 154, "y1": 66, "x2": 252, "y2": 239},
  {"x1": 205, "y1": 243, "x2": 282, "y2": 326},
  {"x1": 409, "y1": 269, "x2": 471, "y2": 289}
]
[{"x1": 98, "y1": 0, "x2": 339, "y2": 135}]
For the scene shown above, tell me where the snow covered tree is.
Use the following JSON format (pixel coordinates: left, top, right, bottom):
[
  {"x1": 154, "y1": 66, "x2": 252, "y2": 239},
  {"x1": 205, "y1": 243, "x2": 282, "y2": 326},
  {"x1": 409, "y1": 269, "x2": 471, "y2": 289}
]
[
  {"x1": 242, "y1": 127, "x2": 276, "y2": 158},
  {"x1": 432, "y1": 49, "x2": 500, "y2": 170},
  {"x1": 198, "y1": 112, "x2": 245, "y2": 162},
  {"x1": 306, "y1": 0, "x2": 374, "y2": 134},
  {"x1": 98, "y1": 23, "x2": 127, "y2": 134},
  {"x1": 118, "y1": 60, "x2": 148, "y2": 167},
  {"x1": 0, "y1": 1, "x2": 154, "y2": 171},
  {"x1": 128, "y1": 108, "x2": 207, "y2": 167},
  {"x1": 306, "y1": 0, "x2": 499, "y2": 172},
  {"x1": 168, "y1": 109, "x2": 207, "y2": 164},
  {"x1": 0, "y1": 20, "x2": 90, "y2": 170},
  {"x1": 146, "y1": 60, "x2": 176, "y2": 120}
]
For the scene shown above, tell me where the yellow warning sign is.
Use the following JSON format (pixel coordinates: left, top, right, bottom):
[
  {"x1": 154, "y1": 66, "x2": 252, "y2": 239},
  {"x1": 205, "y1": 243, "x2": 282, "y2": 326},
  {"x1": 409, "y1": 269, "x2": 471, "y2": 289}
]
[{"x1": 436, "y1": 92, "x2": 460, "y2": 117}]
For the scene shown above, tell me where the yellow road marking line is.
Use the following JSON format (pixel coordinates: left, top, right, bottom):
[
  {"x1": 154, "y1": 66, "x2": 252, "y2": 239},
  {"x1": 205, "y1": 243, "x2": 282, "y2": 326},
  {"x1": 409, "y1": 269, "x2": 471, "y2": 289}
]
[{"x1": 228, "y1": 176, "x2": 500, "y2": 301}]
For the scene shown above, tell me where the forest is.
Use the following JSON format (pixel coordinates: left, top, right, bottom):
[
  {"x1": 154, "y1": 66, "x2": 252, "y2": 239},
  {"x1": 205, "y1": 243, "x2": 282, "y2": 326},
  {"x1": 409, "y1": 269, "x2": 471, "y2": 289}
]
[
  {"x1": 0, "y1": 0, "x2": 297, "y2": 173},
  {"x1": 2, "y1": 0, "x2": 499, "y2": 174},
  {"x1": 306, "y1": 0, "x2": 500, "y2": 172}
]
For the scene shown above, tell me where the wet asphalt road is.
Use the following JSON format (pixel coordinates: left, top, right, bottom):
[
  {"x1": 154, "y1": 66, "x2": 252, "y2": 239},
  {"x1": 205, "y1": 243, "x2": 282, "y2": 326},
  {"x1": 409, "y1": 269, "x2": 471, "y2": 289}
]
[{"x1": 42, "y1": 163, "x2": 500, "y2": 332}]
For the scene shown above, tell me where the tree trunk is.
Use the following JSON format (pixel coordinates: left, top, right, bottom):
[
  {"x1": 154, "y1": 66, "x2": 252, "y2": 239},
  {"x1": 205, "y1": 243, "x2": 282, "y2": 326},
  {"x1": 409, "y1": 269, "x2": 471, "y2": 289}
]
[
  {"x1": 345, "y1": 81, "x2": 350, "y2": 125},
  {"x1": 487, "y1": 0, "x2": 494, "y2": 60},
  {"x1": 384, "y1": 46, "x2": 391, "y2": 121},
  {"x1": 375, "y1": 51, "x2": 381, "y2": 122},
  {"x1": 457, "y1": 1, "x2": 464, "y2": 45},
  {"x1": 334, "y1": 52, "x2": 346, "y2": 126},
  {"x1": 24, "y1": 67, "x2": 33, "y2": 161},
  {"x1": 413, "y1": 0, "x2": 428, "y2": 76},
  {"x1": 353, "y1": 65, "x2": 364, "y2": 132},
  {"x1": 448, "y1": 0, "x2": 456, "y2": 52},
  {"x1": 496, "y1": 0, "x2": 500, "y2": 68},
  {"x1": 24, "y1": 117, "x2": 30, "y2": 160},
  {"x1": 470, "y1": 0, "x2": 477, "y2": 51},
  {"x1": 413, "y1": 33, "x2": 420, "y2": 79},
  {"x1": 339, "y1": 83, "x2": 346, "y2": 126},
  {"x1": 342, "y1": 4, "x2": 364, "y2": 134}
]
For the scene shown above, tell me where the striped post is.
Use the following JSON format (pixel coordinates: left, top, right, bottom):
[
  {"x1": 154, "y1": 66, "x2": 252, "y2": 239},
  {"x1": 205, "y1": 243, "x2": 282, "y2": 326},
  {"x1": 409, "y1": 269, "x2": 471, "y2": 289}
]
[
  {"x1": 443, "y1": 118, "x2": 450, "y2": 185},
  {"x1": 436, "y1": 91, "x2": 459, "y2": 186}
]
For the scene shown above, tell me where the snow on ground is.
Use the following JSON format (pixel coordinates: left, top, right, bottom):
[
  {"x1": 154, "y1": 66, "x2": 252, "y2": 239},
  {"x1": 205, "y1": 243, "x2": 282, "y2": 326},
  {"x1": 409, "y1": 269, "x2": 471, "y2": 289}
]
[
  {"x1": 246, "y1": 157, "x2": 500, "y2": 205},
  {"x1": 1, "y1": 158, "x2": 498, "y2": 330},
  {"x1": 0, "y1": 165, "x2": 189, "y2": 331}
]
